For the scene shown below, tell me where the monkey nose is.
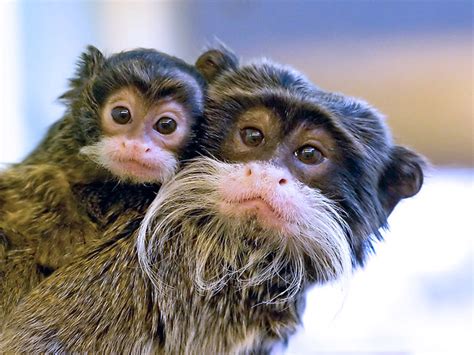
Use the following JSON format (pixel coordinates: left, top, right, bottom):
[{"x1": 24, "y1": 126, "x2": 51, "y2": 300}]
[
  {"x1": 244, "y1": 163, "x2": 290, "y2": 187},
  {"x1": 136, "y1": 144, "x2": 152, "y2": 154},
  {"x1": 121, "y1": 141, "x2": 152, "y2": 154}
]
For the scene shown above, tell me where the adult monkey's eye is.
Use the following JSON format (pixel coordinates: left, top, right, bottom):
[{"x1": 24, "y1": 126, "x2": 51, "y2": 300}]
[
  {"x1": 111, "y1": 106, "x2": 132, "y2": 124},
  {"x1": 240, "y1": 127, "x2": 264, "y2": 147},
  {"x1": 295, "y1": 145, "x2": 324, "y2": 165},
  {"x1": 154, "y1": 117, "x2": 177, "y2": 135}
]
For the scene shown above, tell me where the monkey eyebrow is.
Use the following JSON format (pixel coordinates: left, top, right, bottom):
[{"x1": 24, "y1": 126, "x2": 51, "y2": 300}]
[
  {"x1": 299, "y1": 117, "x2": 366, "y2": 156},
  {"x1": 150, "y1": 70, "x2": 204, "y2": 111},
  {"x1": 107, "y1": 97, "x2": 129, "y2": 105}
]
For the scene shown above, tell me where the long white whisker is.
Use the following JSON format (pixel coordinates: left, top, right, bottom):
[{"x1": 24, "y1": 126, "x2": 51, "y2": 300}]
[{"x1": 137, "y1": 157, "x2": 352, "y2": 303}]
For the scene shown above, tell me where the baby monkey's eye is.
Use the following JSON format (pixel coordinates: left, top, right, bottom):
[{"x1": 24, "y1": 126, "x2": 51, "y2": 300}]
[
  {"x1": 154, "y1": 117, "x2": 177, "y2": 135},
  {"x1": 295, "y1": 145, "x2": 324, "y2": 165},
  {"x1": 111, "y1": 106, "x2": 132, "y2": 124},
  {"x1": 240, "y1": 127, "x2": 264, "y2": 147}
]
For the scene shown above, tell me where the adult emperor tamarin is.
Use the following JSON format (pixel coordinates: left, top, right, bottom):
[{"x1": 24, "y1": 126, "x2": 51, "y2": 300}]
[
  {"x1": 0, "y1": 46, "x2": 205, "y2": 322},
  {"x1": 1, "y1": 47, "x2": 424, "y2": 353}
]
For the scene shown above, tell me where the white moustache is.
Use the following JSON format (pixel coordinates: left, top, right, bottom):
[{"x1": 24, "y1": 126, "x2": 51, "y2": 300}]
[
  {"x1": 80, "y1": 138, "x2": 178, "y2": 184},
  {"x1": 137, "y1": 157, "x2": 352, "y2": 303}
]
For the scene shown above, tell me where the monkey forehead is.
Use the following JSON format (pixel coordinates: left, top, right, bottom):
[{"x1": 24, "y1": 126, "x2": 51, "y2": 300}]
[
  {"x1": 314, "y1": 91, "x2": 393, "y2": 165},
  {"x1": 161, "y1": 68, "x2": 204, "y2": 112},
  {"x1": 107, "y1": 48, "x2": 200, "y2": 81},
  {"x1": 94, "y1": 50, "x2": 205, "y2": 112},
  {"x1": 208, "y1": 58, "x2": 319, "y2": 101}
]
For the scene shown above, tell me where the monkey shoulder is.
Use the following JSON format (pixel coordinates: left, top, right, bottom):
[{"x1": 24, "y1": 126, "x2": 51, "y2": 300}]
[
  {"x1": 1, "y1": 164, "x2": 74, "y2": 205},
  {"x1": 0, "y1": 164, "x2": 91, "y2": 232},
  {"x1": 0, "y1": 164, "x2": 102, "y2": 268}
]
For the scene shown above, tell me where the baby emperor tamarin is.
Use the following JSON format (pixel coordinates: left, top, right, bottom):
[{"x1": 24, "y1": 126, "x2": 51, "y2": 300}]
[
  {"x1": 0, "y1": 46, "x2": 205, "y2": 321},
  {"x1": 1, "y1": 47, "x2": 424, "y2": 353}
]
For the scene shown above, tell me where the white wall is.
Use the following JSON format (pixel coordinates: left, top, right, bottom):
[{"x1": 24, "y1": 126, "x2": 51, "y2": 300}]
[
  {"x1": 97, "y1": 1, "x2": 186, "y2": 55},
  {"x1": 0, "y1": 1, "x2": 23, "y2": 164}
]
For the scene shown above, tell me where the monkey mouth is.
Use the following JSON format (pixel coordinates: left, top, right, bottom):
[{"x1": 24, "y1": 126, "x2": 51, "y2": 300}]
[
  {"x1": 119, "y1": 158, "x2": 155, "y2": 169},
  {"x1": 112, "y1": 158, "x2": 161, "y2": 180},
  {"x1": 219, "y1": 196, "x2": 294, "y2": 230}
]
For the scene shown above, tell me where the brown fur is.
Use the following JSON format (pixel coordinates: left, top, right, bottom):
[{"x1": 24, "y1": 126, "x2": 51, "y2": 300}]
[
  {"x1": 0, "y1": 47, "x2": 424, "y2": 353},
  {"x1": 0, "y1": 201, "x2": 304, "y2": 353},
  {"x1": 0, "y1": 164, "x2": 157, "y2": 321},
  {"x1": 0, "y1": 46, "x2": 205, "y2": 322}
]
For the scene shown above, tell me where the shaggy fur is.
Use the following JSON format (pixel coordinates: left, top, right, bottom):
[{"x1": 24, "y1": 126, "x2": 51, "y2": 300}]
[
  {"x1": 0, "y1": 47, "x2": 424, "y2": 353},
  {"x1": 0, "y1": 46, "x2": 205, "y2": 322},
  {"x1": 138, "y1": 158, "x2": 352, "y2": 301}
]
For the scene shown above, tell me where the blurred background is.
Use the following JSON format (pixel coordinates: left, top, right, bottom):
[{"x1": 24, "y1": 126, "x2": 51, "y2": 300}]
[{"x1": 0, "y1": 0, "x2": 472, "y2": 353}]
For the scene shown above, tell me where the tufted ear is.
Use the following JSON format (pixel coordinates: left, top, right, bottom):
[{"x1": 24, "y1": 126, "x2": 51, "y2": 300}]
[
  {"x1": 60, "y1": 45, "x2": 105, "y2": 103},
  {"x1": 75, "y1": 45, "x2": 105, "y2": 80},
  {"x1": 195, "y1": 46, "x2": 238, "y2": 83},
  {"x1": 378, "y1": 145, "x2": 426, "y2": 215}
]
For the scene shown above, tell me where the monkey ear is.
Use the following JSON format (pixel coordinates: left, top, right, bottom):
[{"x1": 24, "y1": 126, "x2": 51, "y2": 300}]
[
  {"x1": 76, "y1": 45, "x2": 105, "y2": 79},
  {"x1": 60, "y1": 46, "x2": 105, "y2": 103},
  {"x1": 195, "y1": 46, "x2": 239, "y2": 82},
  {"x1": 378, "y1": 146, "x2": 426, "y2": 216}
]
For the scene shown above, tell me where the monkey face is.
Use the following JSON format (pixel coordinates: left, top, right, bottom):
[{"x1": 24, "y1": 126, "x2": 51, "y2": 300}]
[
  {"x1": 80, "y1": 87, "x2": 194, "y2": 183},
  {"x1": 217, "y1": 107, "x2": 338, "y2": 235},
  {"x1": 139, "y1": 49, "x2": 424, "y2": 299},
  {"x1": 62, "y1": 46, "x2": 205, "y2": 184}
]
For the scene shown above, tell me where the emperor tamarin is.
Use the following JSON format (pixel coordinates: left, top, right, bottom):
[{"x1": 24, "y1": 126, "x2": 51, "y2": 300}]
[
  {"x1": 1, "y1": 47, "x2": 424, "y2": 353},
  {"x1": 0, "y1": 46, "x2": 205, "y2": 322}
]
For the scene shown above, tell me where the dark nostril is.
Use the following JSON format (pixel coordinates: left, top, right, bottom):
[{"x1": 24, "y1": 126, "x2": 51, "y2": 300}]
[
  {"x1": 145, "y1": 147, "x2": 151, "y2": 153},
  {"x1": 279, "y1": 178, "x2": 288, "y2": 186},
  {"x1": 246, "y1": 168, "x2": 252, "y2": 177}
]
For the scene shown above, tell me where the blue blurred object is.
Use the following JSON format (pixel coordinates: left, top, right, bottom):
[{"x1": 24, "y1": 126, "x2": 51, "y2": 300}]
[{"x1": 19, "y1": 1, "x2": 98, "y2": 157}]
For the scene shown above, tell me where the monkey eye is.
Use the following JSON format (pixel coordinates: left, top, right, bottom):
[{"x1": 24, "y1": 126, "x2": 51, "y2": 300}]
[
  {"x1": 154, "y1": 116, "x2": 177, "y2": 135},
  {"x1": 111, "y1": 106, "x2": 132, "y2": 124},
  {"x1": 240, "y1": 127, "x2": 264, "y2": 147},
  {"x1": 295, "y1": 145, "x2": 324, "y2": 165}
]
